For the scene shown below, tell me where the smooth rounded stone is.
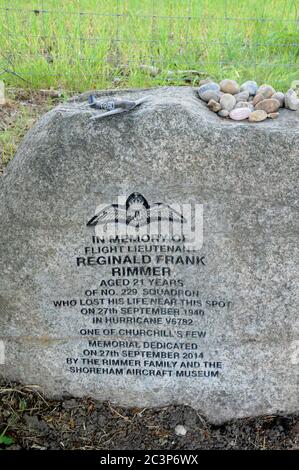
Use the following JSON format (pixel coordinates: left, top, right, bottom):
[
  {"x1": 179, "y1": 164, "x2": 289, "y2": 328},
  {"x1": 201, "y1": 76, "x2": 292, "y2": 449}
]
[
  {"x1": 285, "y1": 89, "x2": 299, "y2": 111},
  {"x1": 291, "y1": 80, "x2": 299, "y2": 93},
  {"x1": 220, "y1": 93, "x2": 236, "y2": 112},
  {"x1": 255, "y1": 98, "x2": 280, "y2": 113},
  {"x1": 217, "y1": 109, "x2": 229, "y2": 117},
  {"x1": 235, "y1": 101, "x2": 251, "y2": 109},
  {"x1": 198, "y1": 78, "x2": 213, "y2": 87},
  {"x1": 240, "y1": 80, "x2": 258, "y2": 96},
  {"x1": 200, "y1": 90, "x2": 221, "y2": 103},
  {"x1": 229, "y1": 108, "x2": 251, "y2": 120},
  {"x1": 208, "y1": 99, "x2": 221, "y2": 113},
  {"x1": 252, "y1": 93, "x2": 264, "y2": 106},
  {"x1": 237, "y1": 102, "x2": 254, "y2": 112},
  {"x1": 198, "y1": 82, "x2": 220, "y2": 99},
  {"x1": 257, "y1": 84, "x2": 275, "y2": 98},
  {"x1": 219, "y1": 79, "x2": 240, "y2": 95},
  {"x1": 267, "y1": 112, "x2": 279, "y2": 119},
  {"x1": 248, "y1": 110, "x2": 268, "y2": 122},
  {"x1": 235, "y1": 91, "x2": 249, "y2": 102},
  {"x1": 272, "y1": 92, "x2": 285, "y2": 108}
]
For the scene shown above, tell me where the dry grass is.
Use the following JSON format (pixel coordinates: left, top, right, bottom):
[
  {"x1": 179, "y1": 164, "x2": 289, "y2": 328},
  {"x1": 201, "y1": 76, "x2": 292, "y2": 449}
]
[{"x1": 0, "y1": 88, "x2": 65, "y2": 171}]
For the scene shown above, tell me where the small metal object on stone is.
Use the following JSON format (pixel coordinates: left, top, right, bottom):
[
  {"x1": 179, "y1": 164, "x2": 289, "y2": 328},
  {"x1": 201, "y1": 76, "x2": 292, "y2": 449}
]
[{"x1": 88, "y1": 95, "x2": 148, "y2": 119}]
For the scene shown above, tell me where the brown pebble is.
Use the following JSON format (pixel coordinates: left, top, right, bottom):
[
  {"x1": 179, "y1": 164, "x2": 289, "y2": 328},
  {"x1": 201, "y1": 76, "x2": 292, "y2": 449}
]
[
  {"x1": 252, "y1": 93, "x2": 264, "y2": 106},
  {"x1": 255, "y1": 98, "x2": 280, "y2": 113},
  {"x1": 220, "y1": 79, "x2": 240, "y2": 95},
  {"x1": 257, "y1": 84, "x2": 275, "y2": 98},
  {"x1": 248, "y1": 110, "x2": 268, "y2": 122},
  {"x1": 208, "y1": 99, "x2": 221, "y2": 112},
  {"x1": 267, "y1": 112, "x2": 279, "y2": 119}
]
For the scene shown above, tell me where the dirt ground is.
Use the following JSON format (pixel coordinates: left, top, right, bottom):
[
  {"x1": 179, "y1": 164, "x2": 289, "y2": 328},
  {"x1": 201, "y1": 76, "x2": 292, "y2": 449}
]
[
  {"x1": 0, "y1": 381, "x2": 298, "y2": 450},
  {"x1": 1, "y1": 91, "x2": 298, "y2": 451},
  {"x1": 0, "y1": 88, "x2": 66, "y2": 174}
]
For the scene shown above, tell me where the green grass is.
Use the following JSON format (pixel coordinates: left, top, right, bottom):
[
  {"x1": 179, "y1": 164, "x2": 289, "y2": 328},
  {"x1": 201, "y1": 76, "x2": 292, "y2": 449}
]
[
  {"x1": 0, "y1": 430, "x2": 14, "y2": 447},
  {"x1": 0, "y1": 0, "x2": 299, "y2": 91}
]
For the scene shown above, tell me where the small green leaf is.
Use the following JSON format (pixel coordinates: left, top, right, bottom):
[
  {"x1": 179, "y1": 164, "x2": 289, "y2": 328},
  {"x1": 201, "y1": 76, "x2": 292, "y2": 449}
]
[
  {"x1": 0, "y1": 434, "x2": 14, "y2": 446},
  {"x1": 19, "y1": 398, "x2": 27, "y2": 412}
]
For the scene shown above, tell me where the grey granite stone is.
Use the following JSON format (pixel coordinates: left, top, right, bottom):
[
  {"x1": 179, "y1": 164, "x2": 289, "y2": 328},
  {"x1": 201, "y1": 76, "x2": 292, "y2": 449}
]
[{"x1": 0, "y1": 87, "x2": 298, "y2": 423}]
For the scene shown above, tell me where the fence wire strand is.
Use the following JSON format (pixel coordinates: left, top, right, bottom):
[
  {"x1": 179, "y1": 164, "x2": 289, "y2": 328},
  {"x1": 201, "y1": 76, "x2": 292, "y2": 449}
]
[{"x1": 0, "y1": 0, "x2": 298, "y2": 90}]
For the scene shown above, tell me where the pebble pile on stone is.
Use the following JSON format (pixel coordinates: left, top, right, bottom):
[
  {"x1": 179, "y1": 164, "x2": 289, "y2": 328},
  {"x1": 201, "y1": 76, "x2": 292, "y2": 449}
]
[{"x1": 198, "y1": 79, "x2": 299, "y2": 122}]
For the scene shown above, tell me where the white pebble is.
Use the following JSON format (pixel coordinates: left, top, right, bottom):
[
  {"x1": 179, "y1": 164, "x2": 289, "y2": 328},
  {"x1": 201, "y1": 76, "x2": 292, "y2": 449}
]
[
  {"x1": 229, "y1": 108, "x2": 251, "y2": 120},
  {"x1": 220, "y1": 93, "x2": 236, "y2": 112},
  {"x1": 175, "y1": 424, "x2": 187, "y2": 436},
  {"x1": 285, "y1": 89, "x2": 299, "y2": 111}
]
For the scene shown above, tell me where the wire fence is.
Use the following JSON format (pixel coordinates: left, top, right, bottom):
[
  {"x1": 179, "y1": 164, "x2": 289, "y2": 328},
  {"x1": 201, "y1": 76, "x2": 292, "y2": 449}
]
[{"x1": 0, "y1": 0, "x2": 299, "y2": 91}]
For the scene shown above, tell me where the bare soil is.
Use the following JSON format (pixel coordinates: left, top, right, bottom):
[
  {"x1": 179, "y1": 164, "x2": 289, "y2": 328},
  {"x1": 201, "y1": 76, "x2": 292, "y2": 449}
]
[
  {"x1": 0, "y1": 382, "x2": 298, "y2": 450},
  {"x1": 0, "y1": 88, "x2": 65, "y2": 174}
]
